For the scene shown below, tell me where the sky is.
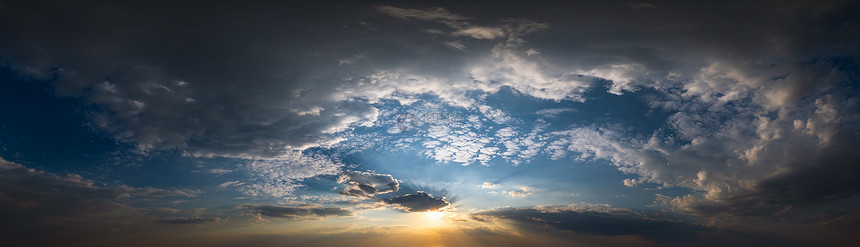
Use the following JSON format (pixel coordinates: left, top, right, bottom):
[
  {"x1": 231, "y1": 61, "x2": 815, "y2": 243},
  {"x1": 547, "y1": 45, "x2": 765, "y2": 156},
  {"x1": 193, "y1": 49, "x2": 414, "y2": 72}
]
[{"x1": 1, "y1": 0, "x2": 859, "y2": 246}]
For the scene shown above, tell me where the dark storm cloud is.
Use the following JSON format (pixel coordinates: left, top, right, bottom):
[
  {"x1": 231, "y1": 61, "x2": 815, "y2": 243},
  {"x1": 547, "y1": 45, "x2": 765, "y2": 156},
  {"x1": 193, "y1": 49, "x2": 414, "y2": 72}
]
[
  {"x1": 385, "y1": 192, "x2": 449, "y2": 212},
  {"x1": 337, "y1": 170, "x2": 400, "y2": 197},
  {"x1": 244, "y1": 205, "x2": 353, "y2": 219},
  {"x1": 0, "y1": 0, "x2": 381, "y2": 158}
]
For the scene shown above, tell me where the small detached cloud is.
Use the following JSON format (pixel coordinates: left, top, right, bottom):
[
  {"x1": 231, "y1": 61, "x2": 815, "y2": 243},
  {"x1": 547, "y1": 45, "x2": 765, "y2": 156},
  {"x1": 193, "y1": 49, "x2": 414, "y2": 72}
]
[
  {"x1": 244, "y1": 205, "x2": 354, "y2": 220},
  {"x1": 481, "y1": 182, "x2": 500, "y2": 189},
  {"x1": 385, "y1": 192, "x2": 449, "y2": 212}
]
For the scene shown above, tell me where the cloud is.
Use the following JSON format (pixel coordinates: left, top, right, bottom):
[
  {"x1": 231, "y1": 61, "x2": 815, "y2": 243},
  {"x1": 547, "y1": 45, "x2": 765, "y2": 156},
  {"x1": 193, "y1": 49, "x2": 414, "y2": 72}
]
[
  {"x1": 377, "y1": 5, "x2": 511, "y2": 41},
  {"x1": 481, "y1": 182, "x2": 500, "y2": 189},
  {"x1": 1, "y1": 1, "x2": 854, "y2": 162},
  {"x1": 470, "y1": 204, "x2": 824, "y2": 246},
  {"x1": 337, "y1": 170, "x2": 400, "y2": 197},
  {"x1": 219, "y1": 181, "x2": 244, "y2": 188},
  {"x1": 503, "y1": 186, "x2": 535, "y2": 198},
  {"x1": 469, "y1": 204, "x2": 788, "y2": 246},
  {"x1": 338, "y1": 54, "x2": 366, "y2": 65},
  {"x1": 535, "y1": 108, "x2": 576, "y2": 118},
  {"x1": 157, "y1": 217, "x2": 221, "y2": 225},
  {"x1": 376, "y1": 6, "x2": 466, "y2": 26},
  {"x1": 204, "y1": 168, "x2": 232, "y2": 174},
  {"x1": 385, "y1": 192, "x2": 449, "y2": 212},
  {"x1": 240, "y1": 152, "x2": 343, "y2": 198},
  {"x1": 244, "y1": 205, "x2": 353, "y2": 219},
  {"x1": 365, "y1": 102, "x2": 551, "y2": 166},
  {"x1": 0, "y1": 157, "x2": 198, "y2": 216},
  {"x1": 0, "y1": 157, "x2": 199, "y2": 244},
  {"x1": 80, "y1": 67, "x2": 378, "y2": 158},
  {"x1": 0, "y1": 2, "x2": 567, "y2": 160},
  {"x1": 444, "y1": 41, "x2": 467, "y2": 51},
  {"x1": 334, "y1": 171, "x2": 449, "y2": 213},
  {"x1": 546, "y1": 84, "x2": 860, "y2": 221},
  {"x1": 0, "y1": 2, "x2": 388, "y2": 159},
  {"x1": 1, "y1": 1, "x2": 859, "y2": 230},
  {"x1": 350, "y1": 4, "x2": 860, "y2": 225},
  {"x1": 453, "y1": 27, "x2": 505, "y2": 39},
  {"x1": 471, "y1": 203, "x2": 860, "y2": 246}
]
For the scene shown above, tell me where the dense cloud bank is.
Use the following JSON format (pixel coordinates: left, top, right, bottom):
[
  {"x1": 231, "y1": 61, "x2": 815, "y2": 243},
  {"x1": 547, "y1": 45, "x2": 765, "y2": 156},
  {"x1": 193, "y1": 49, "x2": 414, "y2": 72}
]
[
  {"x1": 472, "y1": 204, "x2": 859, "y2": 246},
  {"x1": 0, "y1": 157, "x2": 201, "y2": 245}
]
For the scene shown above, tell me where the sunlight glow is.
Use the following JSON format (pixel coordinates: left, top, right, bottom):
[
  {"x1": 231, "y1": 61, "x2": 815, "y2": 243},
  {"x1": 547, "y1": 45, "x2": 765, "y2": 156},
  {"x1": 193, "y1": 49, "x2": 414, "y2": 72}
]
[
  {"x1": 425, "y1": 211, "x2": 446, "y2": 222},
  {"x1": 411, "y1": 208, "x2": 457, "y2": 229}
]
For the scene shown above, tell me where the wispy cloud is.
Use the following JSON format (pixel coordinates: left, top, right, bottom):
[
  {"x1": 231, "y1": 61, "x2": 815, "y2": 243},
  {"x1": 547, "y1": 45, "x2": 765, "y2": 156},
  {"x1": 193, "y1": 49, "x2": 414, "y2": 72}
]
[{"x1": 535, "y1": 108, "x2": 577, "y2": 118}]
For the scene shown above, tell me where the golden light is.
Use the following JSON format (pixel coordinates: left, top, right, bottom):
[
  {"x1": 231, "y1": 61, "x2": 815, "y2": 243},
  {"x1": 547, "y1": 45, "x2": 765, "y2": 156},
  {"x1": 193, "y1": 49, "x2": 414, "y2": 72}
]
[
  {"x1": 411, "y1": 207, "x2": 457, "y2": 229},
  {"x1": 425, "y1": 210, "x2": 446, "y2": 222}
]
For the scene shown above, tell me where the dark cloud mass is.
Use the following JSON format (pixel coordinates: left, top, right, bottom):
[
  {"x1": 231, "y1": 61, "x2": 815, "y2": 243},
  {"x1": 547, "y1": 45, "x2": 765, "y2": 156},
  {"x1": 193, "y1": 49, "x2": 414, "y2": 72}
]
[
  {"x1": 337, "y1": 170, "x2": 400, "y2": 197},
  {"x1": 386, "y1": 192, "x2": 449, "y2": 212},
  {"x1": 337, "y1": 171, "x2": 449, "y2": 212},
  {"x1": 245, "y1": 205, "x2": 354, "y2": 219},
  {"x1": 0, "y1": 157, "x2": 197, "y2": 218},
  {"x1": 0, "y1": 157, "x2": 199, "y2": 245},
  {"x1": 470, "y1": 204, "x2": 827, "y2": 247},
  {"x1": 0, "y1": 0, "x2": 381, "y2": 159}
]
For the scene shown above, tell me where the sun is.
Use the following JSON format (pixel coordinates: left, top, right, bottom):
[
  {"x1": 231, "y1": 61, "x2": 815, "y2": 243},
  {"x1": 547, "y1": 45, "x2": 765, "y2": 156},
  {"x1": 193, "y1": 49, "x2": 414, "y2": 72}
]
[
  {"x1": 425, "y1": 211, "x2": 446, "y2": 222},
  {"x1": 414, "y1": 209, "x2": 456, "y2": 228}
]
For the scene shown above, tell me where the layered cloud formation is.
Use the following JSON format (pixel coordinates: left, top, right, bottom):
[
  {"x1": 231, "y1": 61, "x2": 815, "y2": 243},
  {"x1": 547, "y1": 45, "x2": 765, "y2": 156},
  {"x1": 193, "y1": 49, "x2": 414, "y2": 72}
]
[{"x1": 1, "y1": 1, "x2": 859, "y2": 246}]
